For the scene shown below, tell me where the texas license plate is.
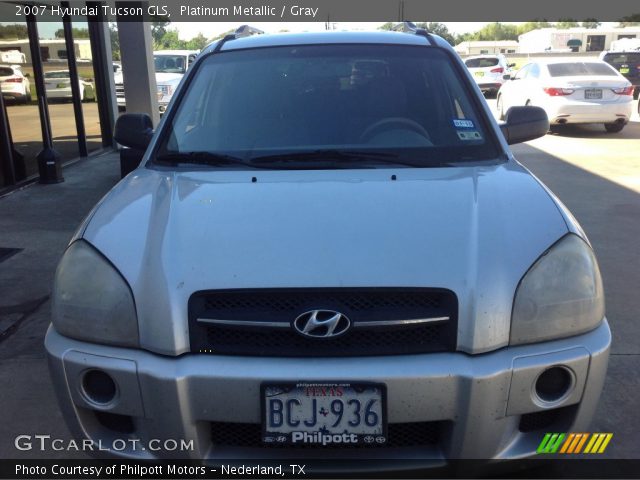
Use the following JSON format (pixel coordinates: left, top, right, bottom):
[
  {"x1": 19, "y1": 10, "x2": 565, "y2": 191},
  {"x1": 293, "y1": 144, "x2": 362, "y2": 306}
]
[
  {"x1": 584, "y1": 88, "x2": 602, "y2": 99},
  {"x1": 262, "y1": 382, "x2": 386, "y2": 446}
]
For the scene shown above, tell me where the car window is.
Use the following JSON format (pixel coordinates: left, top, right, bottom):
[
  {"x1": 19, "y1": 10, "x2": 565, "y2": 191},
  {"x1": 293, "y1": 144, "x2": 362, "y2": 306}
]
[
  {"x1": 0, "y1": 67, "x2": 14, "y2": 76},
  {"x1": 528, "y1": 64, "x2": 541, "y2": 79},
  {"x1": 513, "y1": 64, "x2": 531, "y2": 80},
  {"x1": 44, "y1": 71, "x2": 70, "y2": 79},
  {"x1": 547, "y1": 62, "x2": 617, "y2": 77},
  {"x1": 158, "y1": 45, "x2": 500, "y2": 167},
  {"x1": 603, "y1": 53, "x2": 640, "y2": 64},
  {"x1": 465, "y1": 57, "x2": 500, "y2": 68},
  {"x1": 154, "y1": 55, "x2": 187, "y2": 74}
]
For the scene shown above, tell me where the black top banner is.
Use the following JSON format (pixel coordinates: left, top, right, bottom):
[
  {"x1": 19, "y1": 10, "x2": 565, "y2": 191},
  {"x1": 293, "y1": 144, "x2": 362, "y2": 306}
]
[{"x1": 0, "y1": 0, "x2": 639, "y2": 22}]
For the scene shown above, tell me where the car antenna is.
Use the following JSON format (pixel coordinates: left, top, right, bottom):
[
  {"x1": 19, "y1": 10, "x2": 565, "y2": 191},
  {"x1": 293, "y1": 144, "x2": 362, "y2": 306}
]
[
  {"x1": 392, "y1": 21, "x2": 436, "y2": 46},
  {"x1": 213, "y1": 25, "x2": 264, "y2": 53}
]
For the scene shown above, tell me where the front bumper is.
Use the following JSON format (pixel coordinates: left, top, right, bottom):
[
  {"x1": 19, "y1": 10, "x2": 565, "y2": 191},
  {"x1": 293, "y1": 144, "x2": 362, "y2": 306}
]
[{"x1": 45, "y1": 320, "x2": 611, "y2": 462}]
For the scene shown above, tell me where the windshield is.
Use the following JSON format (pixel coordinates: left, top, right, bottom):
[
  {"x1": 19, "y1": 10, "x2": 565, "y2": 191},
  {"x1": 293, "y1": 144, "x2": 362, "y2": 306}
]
[
  {"x1": 547, "y1": 62, "x2": 617, "y2": 77},
  {"x1": 465, "y1": 57, "x2": 499, "y2": 68},
  {"x1": 157, "y1": 45, "x2": 499, "y2": 168},
  {"x1": 603, "y1": 52, "x2": 640, "y2": 64},
  {"x1": 154, "y1": 54, "x2": 187, "y2": 73}
]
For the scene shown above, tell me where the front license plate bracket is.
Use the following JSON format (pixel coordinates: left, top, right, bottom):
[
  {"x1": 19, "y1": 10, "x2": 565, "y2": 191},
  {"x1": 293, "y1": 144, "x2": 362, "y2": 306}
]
[{"x1": 262, "y1": 382, "x2": 387, "y2": 447}]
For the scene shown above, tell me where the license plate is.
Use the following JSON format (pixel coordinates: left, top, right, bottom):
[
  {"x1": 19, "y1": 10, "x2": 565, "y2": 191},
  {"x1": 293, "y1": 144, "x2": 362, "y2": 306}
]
[
  {"x1": 584, "y1": 89, "x2": 602, "y2": 99},
  {"x1": 474, "y1": 71, "x2": 484, "y2": 77},
  {"x1": 619, "y1": 67, "x2": 629, "y2": 74},
  {"x1": 262, "y1": 382, "x2": 386, "y2": 446},
  {"x1": 56, "y1": 83, "x2": 67, "y2": 89}
]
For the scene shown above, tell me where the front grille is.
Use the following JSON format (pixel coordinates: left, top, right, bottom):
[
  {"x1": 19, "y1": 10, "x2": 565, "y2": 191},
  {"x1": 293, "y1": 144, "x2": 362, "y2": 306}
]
[
  {"x1": 211, "y1": 421, "x2": 444, "y2": 448},
  {"x1": 188, "y1": 288, "x2": 457, "y2": 356}
]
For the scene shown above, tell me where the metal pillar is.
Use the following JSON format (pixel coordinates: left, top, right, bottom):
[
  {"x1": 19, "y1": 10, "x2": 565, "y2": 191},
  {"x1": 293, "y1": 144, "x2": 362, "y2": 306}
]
[
  {"x1": 87, "y1": 1, "x2": 117, "y2": 148},
  {"x1": 26, "y1": 14, "x2": 63, "y2": 184},
  {"x1": 62, "y1": 1, "x2": 88, "y2": 157},
  {"x1": 0, "y1": 93, "x2": 15, "y2": 186},
  {"x1": 117, "y1": 2, "x2": 160, "y2": 126}
]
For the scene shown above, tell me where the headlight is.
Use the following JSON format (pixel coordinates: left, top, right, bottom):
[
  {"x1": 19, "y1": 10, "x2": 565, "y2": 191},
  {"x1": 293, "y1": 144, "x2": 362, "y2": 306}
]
[
  {"x1": 51, "y1": 240, "x2": 139, "y2": 347},
  {"x1": 510, "y1": 234, "x2": 604, "y2": 345}
]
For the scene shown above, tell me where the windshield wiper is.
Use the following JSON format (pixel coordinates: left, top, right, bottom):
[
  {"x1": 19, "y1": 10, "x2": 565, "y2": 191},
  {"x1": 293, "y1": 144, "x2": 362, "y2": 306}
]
[
  {"x1": 250, "y1": 149, "x2": 439, "y2": 168},
  {"x1": 155, "y1": 151, "x2": 259, "y2": 169}
]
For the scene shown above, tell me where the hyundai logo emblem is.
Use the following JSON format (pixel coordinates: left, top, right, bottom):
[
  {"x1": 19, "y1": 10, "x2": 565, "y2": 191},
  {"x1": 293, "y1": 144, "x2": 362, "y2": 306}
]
[{"x1": 293, "y1": 310, "x2": 351, "y2": 338}]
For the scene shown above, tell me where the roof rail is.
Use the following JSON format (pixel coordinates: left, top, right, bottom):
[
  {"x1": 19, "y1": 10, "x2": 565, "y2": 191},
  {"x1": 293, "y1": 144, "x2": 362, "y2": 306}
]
[
  {"x1": 392, "y1": 21, "x2": 436, "y2": 46},
  {"x1": 212, "y1": 25, "x2": 264, "y2": 53},
  {"x1": 235, "y1": 25, "x2": 265, "y2": 38}
]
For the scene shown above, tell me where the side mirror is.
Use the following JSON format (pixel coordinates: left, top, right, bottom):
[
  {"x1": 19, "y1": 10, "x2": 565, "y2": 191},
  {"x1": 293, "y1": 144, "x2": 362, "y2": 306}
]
[
  {"x1": 499, "y1": 106, "x2": 549, "y2": 145},
  {"x1": 114, "y1": 113, "x2": 153, "y2": 151}
]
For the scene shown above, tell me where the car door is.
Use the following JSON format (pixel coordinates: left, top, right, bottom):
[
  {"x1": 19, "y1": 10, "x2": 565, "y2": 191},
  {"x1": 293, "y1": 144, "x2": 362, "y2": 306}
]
[{"x1": 502, "y1": 63, "x2": 531, "y2": 109}]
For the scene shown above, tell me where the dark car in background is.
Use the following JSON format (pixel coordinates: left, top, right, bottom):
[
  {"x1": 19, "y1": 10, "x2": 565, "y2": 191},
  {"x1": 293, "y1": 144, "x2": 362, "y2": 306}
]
[{"x1": 600, "y1": 51, "x2": 640, "y2": 99}]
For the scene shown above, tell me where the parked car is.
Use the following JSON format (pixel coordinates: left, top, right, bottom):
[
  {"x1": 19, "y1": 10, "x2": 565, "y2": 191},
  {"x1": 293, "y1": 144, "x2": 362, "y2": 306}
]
[
  {"x1": 43, "y1": 70, "x2": 96, "y2": 101},
  {"x1": 464, "y1": 54, "x2": 515, "y2": 96},
  {"x1": 497, "y1": 59, "x2": 634, "y2": 133},
  {"x1": 599, "y1": 50, "x2": 640, "y2": 99},
  {"x1": 0, "y1": 65, "x2": 30, "y2": 103},
  {"x1": 47, "y1": 28, "x2": 610, "y2": 468},
  {"x1": 115, "y1": 50, "x2": 199, "y2": 113}
]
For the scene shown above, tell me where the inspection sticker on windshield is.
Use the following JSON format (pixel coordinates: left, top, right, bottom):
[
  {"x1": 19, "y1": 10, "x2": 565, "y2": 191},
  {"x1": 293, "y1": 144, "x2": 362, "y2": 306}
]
[
  {"x1": 453, "y1": 119, "x2": 475, "y2": 129},
  {"x1": 457, "y1": 131, "x2": 482, "y2": 141}
]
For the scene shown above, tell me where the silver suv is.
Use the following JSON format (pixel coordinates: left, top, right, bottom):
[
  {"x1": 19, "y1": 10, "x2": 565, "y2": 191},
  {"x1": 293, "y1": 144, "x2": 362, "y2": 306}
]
[{"x1": 47, "y1": 26, "x2": 610, "y2": 466}]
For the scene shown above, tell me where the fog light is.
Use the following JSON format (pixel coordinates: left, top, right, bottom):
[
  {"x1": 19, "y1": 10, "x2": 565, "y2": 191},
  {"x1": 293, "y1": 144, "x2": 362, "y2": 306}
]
[
  {"x1": 534, "y1": 366, "x2": 574, "y2": 404},
  {"x1": 81, "y1": 369, "x2": 117, "y2": 405}
]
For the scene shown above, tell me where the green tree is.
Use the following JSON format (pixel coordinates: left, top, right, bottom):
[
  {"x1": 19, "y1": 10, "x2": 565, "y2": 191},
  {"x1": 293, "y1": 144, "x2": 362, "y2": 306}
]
[
  {"x1": 617, "y1": 14, "x2": 640, "y2": 27},
  {"x1": 150, "y1": 18, "x2": 171, "y2": 45},
  {"x1": 185, "y1": 33, "x2": 209, "y2": 51},
  {"x1": 556, "y1": 20, "x2": 579, "y2": 29},
  {"x1": 109, "y1": 23, "x2": 120, "y2": 61},
  {"x1": 471, "y1": 22, "x2": 519, "y2": 41},
  {"x1": 154, "y1": 29, "x2": 186, "y2": 50},
  {"x1": 581, "y1": 19, "x2": 601, "y2": 28},
  {"x1": 0, "y1": 24, "x2": 28, "y2": 39},
  {"x1": 54, "y1": 27, "x2": 90, "y2": 39},
  {"x1": 516, "y1": 21, "x2": 552, "y2": 36}
]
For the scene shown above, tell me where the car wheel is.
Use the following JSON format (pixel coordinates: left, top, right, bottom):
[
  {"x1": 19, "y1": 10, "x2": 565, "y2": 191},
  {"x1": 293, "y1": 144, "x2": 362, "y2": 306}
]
[
  {"x1": 604, "y1": 122, "x2": 625, "y2": 133},
  {"x1": 496, "y1": 94, "x2": 505, "y2": 120}
]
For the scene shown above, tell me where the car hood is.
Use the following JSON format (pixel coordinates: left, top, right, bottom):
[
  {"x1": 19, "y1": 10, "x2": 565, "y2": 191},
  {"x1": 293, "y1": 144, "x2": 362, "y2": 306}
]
[
  {"x1": 82, "y1": 162, "x2": 569, "y2": 355},
  {"x1": 155, "y1": 72, "x2": 183, "y2": 85}
]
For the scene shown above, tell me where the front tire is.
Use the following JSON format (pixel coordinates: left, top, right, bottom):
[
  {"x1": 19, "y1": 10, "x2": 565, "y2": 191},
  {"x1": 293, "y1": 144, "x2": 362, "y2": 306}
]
[{"x1": 604, "y1": 122, "x2": 625, "y2": 133}]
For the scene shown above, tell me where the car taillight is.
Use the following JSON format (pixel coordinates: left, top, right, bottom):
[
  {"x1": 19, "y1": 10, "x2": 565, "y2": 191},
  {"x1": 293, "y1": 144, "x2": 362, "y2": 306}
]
[
  {"x1": 611, "y1": 86, "x2": 634, "y2": 95},
  {"x1": 4, "y1": 77, "x2": 23, "y2": 83},
  {"x1": 544, "y1": 87, "x2": 574, "y2": 96},
  {"x1": 490, "y1": 67, "x2": 504, "y2": 73}
]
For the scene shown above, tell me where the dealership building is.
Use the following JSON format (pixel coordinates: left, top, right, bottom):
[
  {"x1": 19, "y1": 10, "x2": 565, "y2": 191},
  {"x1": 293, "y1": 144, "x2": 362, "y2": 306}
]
[{"x1": 518, "y1": 26, "x2": 640, "y2": 53}]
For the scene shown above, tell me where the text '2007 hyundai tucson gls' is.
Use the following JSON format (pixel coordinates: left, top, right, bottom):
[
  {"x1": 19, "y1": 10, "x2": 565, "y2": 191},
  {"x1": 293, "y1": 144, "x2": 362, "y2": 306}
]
[{"x1": 46, "y1": 27, "x2": 610, "y2": 467}]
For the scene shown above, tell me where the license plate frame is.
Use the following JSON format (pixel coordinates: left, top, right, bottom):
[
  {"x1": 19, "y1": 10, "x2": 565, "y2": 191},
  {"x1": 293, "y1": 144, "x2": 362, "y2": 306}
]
[
  {"x1": 584, "y1": 88, "x2": 602, "y2": 99},
  {"x1": 261, "y1": 382, "x2": 387, "y2": 447}
]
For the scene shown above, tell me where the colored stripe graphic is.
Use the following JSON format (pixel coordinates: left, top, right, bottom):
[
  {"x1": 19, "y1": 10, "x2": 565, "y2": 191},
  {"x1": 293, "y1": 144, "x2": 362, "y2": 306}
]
[{"x1": 538, "y1": 433, "x2": 613, "y2": 454}]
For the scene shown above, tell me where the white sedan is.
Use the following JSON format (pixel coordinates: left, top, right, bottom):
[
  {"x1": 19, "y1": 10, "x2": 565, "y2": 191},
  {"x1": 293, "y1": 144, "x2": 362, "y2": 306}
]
[
  {"x1": 44, "y1": 70, "x2": 95, "y2": 102},
  {"x1": 497, "y1": 59, "x2": 634, "y2": 133}
]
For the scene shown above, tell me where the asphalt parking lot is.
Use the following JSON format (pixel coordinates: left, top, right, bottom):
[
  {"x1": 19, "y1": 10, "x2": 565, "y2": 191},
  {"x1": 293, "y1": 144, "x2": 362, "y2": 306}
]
[{"x1": 0, "y1": 98, "x2": 638, "y2": 460}]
